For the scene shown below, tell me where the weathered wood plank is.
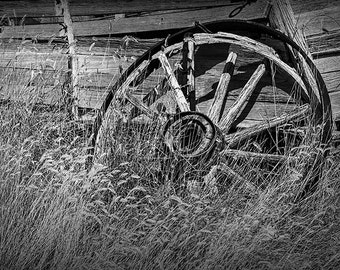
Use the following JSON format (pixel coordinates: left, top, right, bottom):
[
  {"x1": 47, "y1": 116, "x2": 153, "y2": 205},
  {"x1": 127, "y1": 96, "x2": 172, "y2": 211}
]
[
  {"x1": 269, "y1": 0, "x2": 311, "y2": 57},
  {"x1": 207, "y1": 52, "x2": 237, "y2": 124},
  {"x1": 0, "y1": 84, "x2": 63, "y2": 105},
  {"x1": 268, "y1": 0, "x2": 322, "y2": 105},
  {"x1": 0, "y1": 38, "x2": 67, "y2": 51},
  {"x1": 1, "y1": 3, "x2": 269, "y2": 38},
  {"x1": 291, "y1": 0, "x2": 340, "y2": 58},
  {"x1": 77, "y1": 36, "x2": 159, "y2": 54},
  {"x1": 329, "y1": 91, "x2": 340, "y2": 120},
  {"x1": 0, "y1": 0, "x2": 265, "y2": 17},
  {"x1": 76, "y1": 54, "x2": 131, "y2": 74},
  {"x1": 0, "y1": 51, "x2": 68, "y2": 70},
  {"x1": 288, "y1": 1, "x2": 340, "y2": 120},
  {"x1": 219, "y1": 63, "x2": 266, "y2": 132},
  {"x1": 293, "y1": 3, "x2": 340, "y2": 37},
  {"x1": 307, "y1": 29, "x2": 340, "y2": 56},
  {"x1": 159, "y1": 52, "x2": 190, "y2": 112},
  {"x1": 314, "y1": 55, "x2": 340, "y2": 75},
  {"x1": 77, "y1": 72, "x2": 119, "y2": 88},
  {"x1": 290, "y1": 0, "x2": 339, "y2": 14},
  {"x1": 125, "y1": 92, "x2": 157, "y2": 119},
  {"x1": 0, "y1": 67, "x2": 67, "y2": 83},
  {"x1": 313, "y1": 55, "x2": 340, "y2": 117},
  {"x1": 320, "y1": 71, "x2": 340, "y2": 96},
  {"x1": 77, "y1": 86, "x2": 107, "y2": 108},
  {"x1": 0, "y1": 63, "x2": 66, "y2": 105},
  {"x1": 199, "y1": 95, "x2": 300, "y2": 129},
  {"x1": 78, "y1": 82, "x2": 301, "y2": 114},
  {"x1": 0, "y1": 35, "x2": 156, "y2": 55},
  {"x1": 1, "y1": 24, "x2": 62, "y2": 39},
  {"x1": 0, "y1": 36, "x2": 158, "y2": 110},
  {"x1": 73, "y1": 2, "x2": 267, "y2": 36}
]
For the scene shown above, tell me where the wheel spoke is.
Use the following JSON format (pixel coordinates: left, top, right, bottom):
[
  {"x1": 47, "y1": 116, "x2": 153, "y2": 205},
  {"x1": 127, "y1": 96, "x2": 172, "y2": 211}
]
[
  {"x1": 158, "y1": 52, "x2": 190, "y2": 112},
  {"x1": 142, "y1": 78, "x2": 168, "y2": 106},
  {"x1": 220, "y1": 149, "x2": 295, "y2": 163},
  {"x1": 143, "y1": 65, "x2": 181, "y2": 107},
  {"x1": 224, "y1": 104, "x2": 310, "y2": 148},
  {"x1": 207, "y1": 52, "x2": 237, "y2": 124},
  {"x1": 115, "y1": 60, "x2": 151, "y2": 98},
  {"x1": 219, "y1": 63, "x2": 266, "y2": 133},
  {"x1": 194, "y1": 32, "x2": 310, "y2": 101},
  {"x1": 125, "y1": 92, "x2": 157, "y2": 119},
  {"x1": 183, "y1": 34, "x2": 196, "y2": 111}
]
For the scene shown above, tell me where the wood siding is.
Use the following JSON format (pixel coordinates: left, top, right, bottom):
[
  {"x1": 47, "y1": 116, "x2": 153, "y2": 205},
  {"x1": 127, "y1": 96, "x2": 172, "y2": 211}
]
[
  {"x1": 291, "y1": 0, "x2": 340, "y2": 122},
  {"x1": 0, "y1": 0, "x2": 339, "y2": 127}
]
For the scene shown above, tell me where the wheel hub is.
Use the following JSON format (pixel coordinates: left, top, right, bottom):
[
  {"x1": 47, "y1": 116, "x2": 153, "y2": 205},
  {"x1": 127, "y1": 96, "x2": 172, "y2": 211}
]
[{"x1": 162, "y1": 111, "x2": 220, "y2": 160}]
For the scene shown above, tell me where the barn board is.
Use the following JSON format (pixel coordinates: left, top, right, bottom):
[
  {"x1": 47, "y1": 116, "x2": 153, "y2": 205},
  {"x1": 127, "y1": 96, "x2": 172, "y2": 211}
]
[
  {"x1": 1, "y1": 2, "x2": 269, "y2": 39},
  {"x1": 291, "y1": 0, "x2": 340, "y2": 37},
  {"x1": 0, "y1": 0, "x2": 264, "y2": 17}
]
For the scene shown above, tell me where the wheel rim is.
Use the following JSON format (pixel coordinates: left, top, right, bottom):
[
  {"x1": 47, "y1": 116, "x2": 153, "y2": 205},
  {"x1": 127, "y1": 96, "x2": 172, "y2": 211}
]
[{"x1": 91, "y1": 21, "x2": 332, "y2": 196}]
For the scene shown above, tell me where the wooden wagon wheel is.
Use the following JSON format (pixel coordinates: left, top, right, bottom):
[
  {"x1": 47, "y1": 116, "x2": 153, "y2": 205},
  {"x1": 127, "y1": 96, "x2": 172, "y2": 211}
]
[{"x1": 91, "y1": 20, "x2": 332, "y2": 198}]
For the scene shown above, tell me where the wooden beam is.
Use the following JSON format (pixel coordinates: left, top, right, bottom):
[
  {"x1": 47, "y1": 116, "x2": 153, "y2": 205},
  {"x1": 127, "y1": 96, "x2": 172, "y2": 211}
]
[
  {"x1": 59, "y1": 0, "x2": 79, "y2": 118},
  {"x1": 1, "y1": 2, "x2": 269, "y2": 38},
  {"x1": 268, "y1": 0, "x2": 320, "y2": 102},
  {"x1": 292, "y1": 2, "x2": 340, "y2": 37},
  {"x1": 0, "y1": 0, "x2": 267, "y2": 17}
]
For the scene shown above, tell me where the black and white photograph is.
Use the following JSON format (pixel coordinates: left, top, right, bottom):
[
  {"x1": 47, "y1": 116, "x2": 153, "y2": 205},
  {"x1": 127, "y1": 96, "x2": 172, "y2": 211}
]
[{"x1": 0, "y1": 0, "x2": 339, "y2": 269}]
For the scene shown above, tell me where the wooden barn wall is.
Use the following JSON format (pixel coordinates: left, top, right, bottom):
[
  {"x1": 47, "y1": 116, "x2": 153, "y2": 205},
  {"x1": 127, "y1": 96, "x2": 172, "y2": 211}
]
[
  {"x1": 0, "y1": 37, "x2": 158, "y2": 108},
  {"x1": 0, "y1": 0, "x2": 339, "y2": 126},
  {"x1": 0, "y1": 1, "x2": 256, "y2": 17},
  {"x1": 290, "y1": 0, "x2": 340, "y2": 122},
  {"x1": 0, "y1": 0, "x2": 269, "y2": 114}
]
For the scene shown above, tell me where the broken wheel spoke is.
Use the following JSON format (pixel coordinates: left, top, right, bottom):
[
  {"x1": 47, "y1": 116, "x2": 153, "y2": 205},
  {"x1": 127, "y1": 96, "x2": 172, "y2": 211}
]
[
  {"x1": 225, "y1": 104, "x2": 310, "y2": 148},
  {"x1": 158, "y1": 52, "x2": 190, "y2": 112},
  {"x1": 219, "y1": 63, "x2": 266, "y2": 133},
  {"x1": 142, "y1": 78, "x2": 169, "y2": 106},
  {"x1": 183, "y1": 34, "x2": 196, "y2": 111},
  {"x1": 125, "y1": 92, "x2": 157, "y2": 119},
  {"x1": 207, "y1": 52, "x2": 237, "y2": 124}
]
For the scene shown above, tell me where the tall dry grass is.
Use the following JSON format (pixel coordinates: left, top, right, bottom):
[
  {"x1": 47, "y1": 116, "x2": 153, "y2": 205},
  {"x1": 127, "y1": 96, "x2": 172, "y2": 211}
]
[
  {"x1": 0, "y1": 36, "x2": 339, "y2": 269},
  {"x1": 0, "y1": 98, "x2": 340, "y2": 270}
]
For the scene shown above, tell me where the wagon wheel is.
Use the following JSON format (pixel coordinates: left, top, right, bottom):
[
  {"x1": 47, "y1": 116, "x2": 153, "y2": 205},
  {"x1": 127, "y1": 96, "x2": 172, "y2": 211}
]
[{"x1": 91, "y1": 20, "x2": 332, "y2": 198}]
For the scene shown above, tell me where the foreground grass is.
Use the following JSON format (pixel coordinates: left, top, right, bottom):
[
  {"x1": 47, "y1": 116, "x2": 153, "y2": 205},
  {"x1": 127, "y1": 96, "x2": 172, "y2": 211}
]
[{"x1": 0, "y1": 103, "x2": 340, "y2": 270}]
